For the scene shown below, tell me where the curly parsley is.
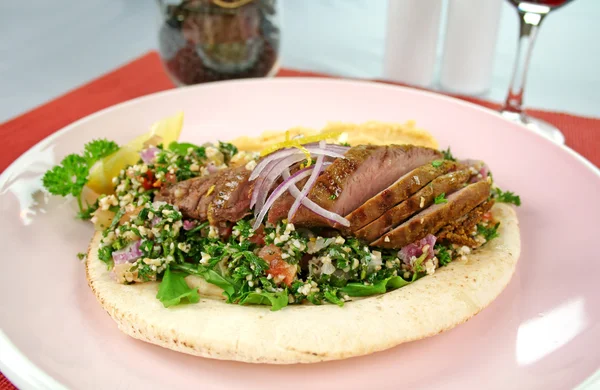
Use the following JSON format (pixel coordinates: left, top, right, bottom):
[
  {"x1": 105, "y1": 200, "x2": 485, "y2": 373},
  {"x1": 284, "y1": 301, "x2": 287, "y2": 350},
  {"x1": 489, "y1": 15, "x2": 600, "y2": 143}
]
[
  {"x1": 492, "y1": 187, "x2": 521, "y2": 206},
  {"x1": 42, "y1": 139, "x2": 119, "y2": 218}
]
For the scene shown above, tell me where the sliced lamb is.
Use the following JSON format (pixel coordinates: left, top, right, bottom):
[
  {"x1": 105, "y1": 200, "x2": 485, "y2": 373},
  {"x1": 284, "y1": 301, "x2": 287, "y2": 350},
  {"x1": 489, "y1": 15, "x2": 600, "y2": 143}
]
[
  {"x1": 154, "y1": 174, "x2": 218, "y2": 220},
  {"x1": 355, "y1": 168, "x2": 472, "y2": 242},
  {"x1": 208, "y1": 165, "x2": 254, "y2": 224},
  {"x1": 281, "y1": 145, "x2": 442, "y2": 227},
  {"x1": 371, "y1": 180, "x2": 491, "y2": 249},
  {"x1": 345, "y1": 160, "x2": 456, "y2": 231}
]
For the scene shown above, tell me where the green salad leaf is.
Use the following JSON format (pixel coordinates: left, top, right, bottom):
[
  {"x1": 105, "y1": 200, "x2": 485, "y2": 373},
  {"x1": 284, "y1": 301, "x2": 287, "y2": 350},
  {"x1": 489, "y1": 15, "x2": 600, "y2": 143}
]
[
  {"x1": 323, "y1": 289, "x2": 344, "y2": 307},
  {"x1": 240, "y1": 290, "x2": 289, "y2": 311},
  {"x1": 171, "y1": 263, "x2": 238, "y2": 302},
  {"x1": 156, "y1": 267, "x2": 200, "y2": 308},
  {"x1": 340, "y1": 275, "x2": 410, "y2": 297}
]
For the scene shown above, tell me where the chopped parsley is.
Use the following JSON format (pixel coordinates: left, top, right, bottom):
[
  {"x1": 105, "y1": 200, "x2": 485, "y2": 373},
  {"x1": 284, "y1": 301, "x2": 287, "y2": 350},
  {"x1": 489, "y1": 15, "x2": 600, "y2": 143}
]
[
  {"x1": 77, "y1": 252, "x2": 87, "y2": 260},
  {"x1": 434, "y1": 192, "x2": 448, "y2": 204},
  {"x1": 431, "y1": 159, "x2": 444, "y2": 168},
  {"x1": 477, "y1": 222, "x2": 500, "y2": 242},
  {"x1": 168, "y1": 141, "x2": 206, "y2": 158},
  {"x1": 42, "y1": 139, "x2": 119, "y2": 219},
  {"x1": 329, "y1": 194, "x2": 338, "y2": 200},
  {"x1": 218, "y1": 141, "x2": 238, "y2": 164},
  {"x1": 442, "y1": 147, "x2": 456, "y2": 161},
  {"x1": 435, "y1": 244, "x2": 453, "y2": 266},
  {"x1": 492, "y1": 187, "x2": 521, "y2": 206}
]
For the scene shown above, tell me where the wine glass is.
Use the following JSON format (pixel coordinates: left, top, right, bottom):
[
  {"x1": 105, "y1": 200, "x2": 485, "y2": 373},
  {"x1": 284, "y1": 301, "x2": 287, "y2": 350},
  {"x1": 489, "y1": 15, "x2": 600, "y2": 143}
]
[{"x1": 501, "y1": 0, "x2": 574, "y2": 144}]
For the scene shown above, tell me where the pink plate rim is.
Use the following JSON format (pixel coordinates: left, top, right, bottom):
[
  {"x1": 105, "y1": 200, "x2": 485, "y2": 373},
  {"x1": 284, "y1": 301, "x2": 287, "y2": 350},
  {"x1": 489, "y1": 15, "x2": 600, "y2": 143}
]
[{"x1": 0, "y1": 77, "x2": 598, "y2": 390}]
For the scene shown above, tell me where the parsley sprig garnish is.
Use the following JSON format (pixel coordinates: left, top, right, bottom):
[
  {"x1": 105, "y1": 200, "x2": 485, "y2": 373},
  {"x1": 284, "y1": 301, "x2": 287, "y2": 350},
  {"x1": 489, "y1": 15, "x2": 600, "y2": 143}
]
[
  {"x1": 42, "y1": 139, "x2": 119, "y2": 218},
  {"x1": 492, "y1": 187, "x2": 521, "y2": 206},
  {"x1": 442, "y1": 147, "x2": 456, "y2": 161}
]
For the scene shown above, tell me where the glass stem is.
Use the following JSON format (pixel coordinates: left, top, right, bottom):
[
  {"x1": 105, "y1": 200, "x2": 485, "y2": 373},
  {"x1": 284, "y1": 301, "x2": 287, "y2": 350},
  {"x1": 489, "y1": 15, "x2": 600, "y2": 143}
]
[{"x1": 502, "y1": 11, "x2": 547, "y2": 115}]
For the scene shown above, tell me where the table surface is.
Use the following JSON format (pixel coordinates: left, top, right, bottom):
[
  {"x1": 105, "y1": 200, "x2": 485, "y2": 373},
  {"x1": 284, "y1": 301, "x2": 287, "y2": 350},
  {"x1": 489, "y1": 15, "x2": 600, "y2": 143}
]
[{"x1": 1, "y1": 0, "x2": 599, "y2": 124}]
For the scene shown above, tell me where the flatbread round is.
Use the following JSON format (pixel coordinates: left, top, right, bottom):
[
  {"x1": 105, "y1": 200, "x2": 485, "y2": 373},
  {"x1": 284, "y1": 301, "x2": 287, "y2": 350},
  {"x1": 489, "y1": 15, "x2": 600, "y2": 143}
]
[{"x1": 86, "y1": 203, "x2": 520, "y2": 364}]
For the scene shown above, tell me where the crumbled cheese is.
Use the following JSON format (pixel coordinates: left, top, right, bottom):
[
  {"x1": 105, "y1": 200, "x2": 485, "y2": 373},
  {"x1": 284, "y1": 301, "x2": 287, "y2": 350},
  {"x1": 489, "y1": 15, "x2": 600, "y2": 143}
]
[
  {"x1": 199, "y1": 252, "x2": 211, "y2": 264},
  {"x1": 334, "y1": 236, "x2": 345, "y2": 245},
  {"x1": 189, "y1": 163, "x2": 200, "y2": 172},
  {"x1": 384, "y1": 236, "x2": 390, "y2": 243},
  {"x1": 414, "y1": 175, "x2": 421, "y2": 185},
  {"x1": 425, "y1": 260, "x2": 436, "y2": 275},
  {"x1": 298, "y1": 283, "x2": 312, "y2": 296},
  {"x1": 99, "y1": 195, "x2": 118, "y2": 211},
  {"x1": 245, "y1": 160, "x2": 257, "y2": 171},
  {"x1": 420, "y1": 196, "x2": 425, "y2": 208},
  {"x1": 177, "y1": 242, "x2": 191, "y2": 253},
  {"x1": 208, "y1": 226, "x2": 219, "y2": 239}
]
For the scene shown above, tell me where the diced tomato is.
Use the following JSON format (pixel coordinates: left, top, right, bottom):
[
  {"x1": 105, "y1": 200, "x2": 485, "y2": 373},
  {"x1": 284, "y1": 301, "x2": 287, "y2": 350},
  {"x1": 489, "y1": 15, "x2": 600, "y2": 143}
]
[
  {"x1": 249, "y1": 225, "x2": 265, "y2": 246},
  {"x1": 258, "y1": 245, "x2": 297, "y2": 287},
  {"x1": 140, "y1": 171, "x2": 155, "y2": 190},
  {"x1": 482, "y1": 211, "x2": 493, "y2": 222}
]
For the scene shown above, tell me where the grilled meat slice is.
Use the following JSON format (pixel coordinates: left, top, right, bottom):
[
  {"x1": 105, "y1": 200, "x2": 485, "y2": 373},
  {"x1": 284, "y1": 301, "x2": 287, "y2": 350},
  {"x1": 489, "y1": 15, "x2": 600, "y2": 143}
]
[
  {"x1": 345, "y1": 160, "x2": 456, "y2": 231},
  {"x1": 371, "y1": 180, "x2": 491, "y2": 249},
  {"x1": 154, "y1": 175, "x2": 218, "y2": 220},
  {"x1": 156, "y1": 165, "x2": 253, "y2": 223},
  {"x1": 287, "y1": 145, "x2": 442, "y2": 227},
  {"x1": 208, "y1": 165, "x2": 253, "y2": 223},
  {"x1": 436, "y1": 199, "x2": 495, "y2": 247},
  {"x1": 355, "y1": 168, "x2": 472, "y2": 242}
]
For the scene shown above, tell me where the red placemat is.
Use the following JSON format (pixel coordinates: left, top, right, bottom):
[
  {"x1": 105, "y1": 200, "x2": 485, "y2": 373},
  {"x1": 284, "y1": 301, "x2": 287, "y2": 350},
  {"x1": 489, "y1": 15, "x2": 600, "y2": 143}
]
[{"x1": 0, "y1": 51, "x2": 598, "y2": 389}]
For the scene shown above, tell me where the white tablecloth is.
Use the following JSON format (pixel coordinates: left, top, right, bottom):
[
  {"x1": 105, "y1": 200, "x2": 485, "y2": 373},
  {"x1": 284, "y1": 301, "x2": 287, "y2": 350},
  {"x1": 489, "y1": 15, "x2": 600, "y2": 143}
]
[{"x1": 1, "y1": 0, "x2": 598, "y2": 123}]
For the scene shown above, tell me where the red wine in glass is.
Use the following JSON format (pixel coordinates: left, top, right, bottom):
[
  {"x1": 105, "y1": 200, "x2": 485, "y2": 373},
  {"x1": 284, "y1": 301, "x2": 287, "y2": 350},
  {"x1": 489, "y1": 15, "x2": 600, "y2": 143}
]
[
  {"x1": 508, "y1": 0, "x2": 572, "y2": 8},
  {"x1": 500, "y1": 0, "x2": 576, "y2": 143}
]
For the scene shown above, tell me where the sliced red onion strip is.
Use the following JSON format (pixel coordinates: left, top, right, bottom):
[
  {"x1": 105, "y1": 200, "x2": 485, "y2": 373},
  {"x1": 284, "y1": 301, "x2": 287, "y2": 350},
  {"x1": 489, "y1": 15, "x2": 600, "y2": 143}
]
[
  {"x1": 183, "y1": 220, "x2": 196, "y2": 231},
  {"x1": 281, "y1": 167, "x2": 349, "y2": 227},
  {"x1": 112, "y1": 240, "x2": 143, "y2": 265},
  {"x1": 140, "y1": 146, "x2": 159, "y2": 164},
  {"x1": 398, "y1": 234, "x2": 437, "y2": 265},
  {"x1": 288, "y1": 143, "x2": 326, "y2": 220},
  {"x1": 249, "y1": 146, "x2": 346, "y2": 181},
  {"x1": 252, "y1": 166, "x2": 315, "y2": 230},
  {"x1": 291, "y1": 195, "x2": 350, "y2": 227},
  {"x1": 252, "y1": 154, "x2": 308, "y2": 214}
]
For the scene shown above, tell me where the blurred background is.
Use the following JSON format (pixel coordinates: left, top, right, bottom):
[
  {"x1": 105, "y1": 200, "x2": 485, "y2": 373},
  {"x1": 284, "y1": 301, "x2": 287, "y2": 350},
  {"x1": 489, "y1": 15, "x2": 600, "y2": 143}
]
[{"x1": 1, "y1": 0, "x2": 598, "y2": 123}]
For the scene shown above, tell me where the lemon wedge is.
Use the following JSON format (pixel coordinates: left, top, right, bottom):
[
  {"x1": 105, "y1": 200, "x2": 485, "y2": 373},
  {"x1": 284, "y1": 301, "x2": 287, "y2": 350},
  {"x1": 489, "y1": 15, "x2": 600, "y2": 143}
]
[{"x1": 86, "y1": 112, "x2": 184, "y2": 194}]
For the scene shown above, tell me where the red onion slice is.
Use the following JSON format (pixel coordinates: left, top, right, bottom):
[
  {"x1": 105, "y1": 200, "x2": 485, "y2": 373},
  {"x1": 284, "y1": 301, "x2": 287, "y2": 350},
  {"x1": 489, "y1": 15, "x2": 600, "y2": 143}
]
[
  {"x1": 112, "y1": 240, "x2": 143, "y2": 265},
  {"x1": 140, "y1": 146, "x2": 159, "y2": 164},
  {"x1": 398, "y1": 234, "x2": 437, "y2": 265},
  {"x1": 252, "y1": 154, "x2": 307, "y2": 214},
  {"x1": 252, "y1": 166, "x2": 315, "y2": 230},
  {"x1": 249, "y1": 146, "x2": 346, "y2": 181},
  {"x1": 290, "y1": 195, "x2": 350, "y2": 227},
  {"x1": 183, "y1": 220, "x2": 196, "y2": 231},
  {"x1": 288, "y1": 144, "x2": 326, "y2": 220}
]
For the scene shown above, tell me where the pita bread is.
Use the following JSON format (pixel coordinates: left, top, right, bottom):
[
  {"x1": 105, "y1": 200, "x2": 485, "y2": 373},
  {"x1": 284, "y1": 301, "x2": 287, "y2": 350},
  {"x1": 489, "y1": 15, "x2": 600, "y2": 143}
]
[{"x1": 86, "y1": 203, "x2": 519, "y2": 364}]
